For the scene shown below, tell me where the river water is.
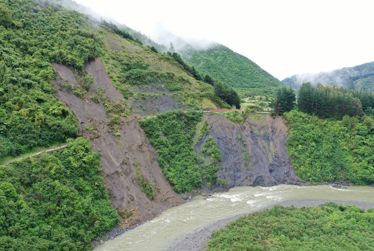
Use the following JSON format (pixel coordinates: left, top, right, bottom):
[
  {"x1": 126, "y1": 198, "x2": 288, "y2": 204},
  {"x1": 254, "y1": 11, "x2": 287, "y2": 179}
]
[{"x1": 94, "y1": 185, "x2": 374, "y2": 251}]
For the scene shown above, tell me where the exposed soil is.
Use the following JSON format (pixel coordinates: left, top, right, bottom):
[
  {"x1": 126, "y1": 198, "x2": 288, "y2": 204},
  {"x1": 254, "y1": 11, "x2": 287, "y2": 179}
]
[
  {"x1": 197, "y1": 114, "x2": 299, "y2": 188},
  {"x1": 167, "y1": 200, "x2": 374, "y2": 251},
  {"x1": 85, "y1": 58, "x2": 124, "y2": 104},
  {"x1": 53, "y1": 59, "x2": 181, "y2": 229},
  {"x1": 129, "y1": 94, "x2": 183, "y2": 116},
  {"x1": 132, "y1": 83, "x2": 170, "y2": 94}
]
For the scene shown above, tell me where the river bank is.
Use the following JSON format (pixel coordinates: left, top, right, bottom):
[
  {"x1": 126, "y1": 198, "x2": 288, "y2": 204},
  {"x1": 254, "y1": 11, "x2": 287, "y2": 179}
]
[
  {"x1": 94, "y1": 185, "x2": 374, "y2": 251},
  {"x1": 167, "y1": 199, "x2": 374, "y2": 251}
]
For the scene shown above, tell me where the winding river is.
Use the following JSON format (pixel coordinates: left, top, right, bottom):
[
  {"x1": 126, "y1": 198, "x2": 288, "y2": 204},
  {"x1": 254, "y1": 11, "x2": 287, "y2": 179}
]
[{"x1": 94, "y1": 185, "x2": 374, "y2": 251}]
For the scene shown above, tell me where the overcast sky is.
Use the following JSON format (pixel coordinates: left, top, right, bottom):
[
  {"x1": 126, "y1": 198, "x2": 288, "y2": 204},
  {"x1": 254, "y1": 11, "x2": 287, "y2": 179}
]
[{"x1": 75, "y1": 0, "x2": 374, "y2": 79}]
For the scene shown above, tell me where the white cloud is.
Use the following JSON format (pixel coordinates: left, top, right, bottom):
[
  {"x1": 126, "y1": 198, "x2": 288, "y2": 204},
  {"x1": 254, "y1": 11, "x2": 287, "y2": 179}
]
[{"x1": 74, "y1": 0, "x2": 374, "y2": 79}]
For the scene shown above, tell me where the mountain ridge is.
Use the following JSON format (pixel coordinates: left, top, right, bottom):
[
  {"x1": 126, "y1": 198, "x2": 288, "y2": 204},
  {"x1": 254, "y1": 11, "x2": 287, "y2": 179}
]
[{"x1": 283, "y1": 61, "x2": 374, "y2": 91}]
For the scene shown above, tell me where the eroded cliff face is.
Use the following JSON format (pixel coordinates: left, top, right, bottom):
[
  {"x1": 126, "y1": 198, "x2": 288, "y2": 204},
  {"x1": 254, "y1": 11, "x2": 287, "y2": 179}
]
[
  {"x1": 197, "y1": 114, "x2": 299, "y2": 187},
  {"x1": 52, "y1": 58, "x2": 298, "y2": 229},
  {"x1": 53, "y1": 59, "x2": 181, "y2": 227}
]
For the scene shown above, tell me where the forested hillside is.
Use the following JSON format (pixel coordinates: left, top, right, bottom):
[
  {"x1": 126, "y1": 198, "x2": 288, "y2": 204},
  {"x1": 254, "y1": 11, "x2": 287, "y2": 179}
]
[
  {"x1": 271, "y1": 82, "x2": 374, "y2": 185},
  {"x1": 181, "y1": 44, "x2": 283, "y2": 97},
  {"x1": 0, "y1": 0, "x2": 121, "y2": 249}
]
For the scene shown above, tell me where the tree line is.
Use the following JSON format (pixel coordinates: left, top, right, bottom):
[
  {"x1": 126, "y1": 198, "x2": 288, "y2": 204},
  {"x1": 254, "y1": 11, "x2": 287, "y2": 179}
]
[{"x1": 274, "y1": 83, "x2": 374, "y2": 118}]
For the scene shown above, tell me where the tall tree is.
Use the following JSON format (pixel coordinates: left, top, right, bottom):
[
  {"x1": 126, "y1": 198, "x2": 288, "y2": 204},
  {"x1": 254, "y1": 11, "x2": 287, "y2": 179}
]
[
  {"x1": 297, "y1": 83, "x2": 364, "y2": 118},
  {"x1": 298, "y1": 83, "x2": 315, "y2": 114},
  {"x1": 274, "y1": 87, "x2": 296, "y2": 115}
]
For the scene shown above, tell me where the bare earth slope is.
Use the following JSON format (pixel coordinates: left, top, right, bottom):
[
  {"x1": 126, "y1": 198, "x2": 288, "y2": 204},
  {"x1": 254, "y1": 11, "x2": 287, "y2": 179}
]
[
  {"x1": 53, "y1": 59, "x2": 181, "y2": 227},
  {"x1": 197, "y1": 114, "x2": 299, "y2": 187}
]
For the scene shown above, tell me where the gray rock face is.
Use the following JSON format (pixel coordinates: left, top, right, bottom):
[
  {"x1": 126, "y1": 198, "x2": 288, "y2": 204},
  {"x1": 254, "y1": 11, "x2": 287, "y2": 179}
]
[{"x1": 199, "y1": 114, "x2": 299, "y2": 187}]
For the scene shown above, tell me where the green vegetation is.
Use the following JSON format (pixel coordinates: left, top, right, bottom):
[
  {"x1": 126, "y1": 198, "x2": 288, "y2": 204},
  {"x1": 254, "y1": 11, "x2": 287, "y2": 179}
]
[
  {"x1": 193, "y1": 120, "x2": 209, "y2": 145},
  {"x1": 354, "y1": 90, "x2": 374, "y2": 115},
  {"x1": 200, "y1": 136, "x2": 221, "y2": 188},
  {"x1": 121, "y1": 68, "x2": 187, "y2": 88},
  {"x1": 223, "y1": 111, "x2": 247, "y2": 124},
  {"x1": 181, "y1": 45, "x2": 282, "y2": 97},
  {"x1": 134, "y1": 165, "x2": 156, "y2": 200},
  {"x1": 285, "y1": 110, "x2": 374, "y2": 184},
  {"x1": 273, "y1": 87, "x2": 296, "y2": 115},
  {"x1": 136, "y1": 175, "x2": 156, "y2": 200},
  {"x1": 0, "y1": 138, "x2": 118, "y2": 250},
  {"x1": 241, "y1": 96, "x2": 273, "y2": 113},
  {"x1": 170, "y1": 52, "x2": 240, "y2": 108},
  {"x1": 223, "y1": 108, "x2": 253, "y2": 124},
  {"x1": 100, "y1": 29, "x2": 225, "y2": 110},
  {"x1": 0, "y1": 0, "x2": 102, "y2": 158},
  {"x1": 140, "y1": 111, "x2": 203, "y2": 193},
  {"x1": 169, "y1": 52, "x2": 203, "y2": 81},
  {"x1": 101, "y1": 21, "x2": 140, "y2": 44},
  {"x1": 274, "y1": 80, "x2": 374, "y2": 185},
  {"x1": 237, "y1": 133, "x2": 250, "y2": 168},
  {"x1": 208, "y1": 204, "x2": 374, "y2": 251},
  {"x1": 213, "y1": 81, "x2": 241, "y2": 109},
  {"x1": 298, "y1": 83, "x2": 364, "y2": 119}
]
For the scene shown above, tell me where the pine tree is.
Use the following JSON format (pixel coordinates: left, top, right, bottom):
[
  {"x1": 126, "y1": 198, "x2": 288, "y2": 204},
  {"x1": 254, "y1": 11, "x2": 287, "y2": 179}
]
[{"x1": 274, "y1": 87, "x2": 295, "y2": 115}]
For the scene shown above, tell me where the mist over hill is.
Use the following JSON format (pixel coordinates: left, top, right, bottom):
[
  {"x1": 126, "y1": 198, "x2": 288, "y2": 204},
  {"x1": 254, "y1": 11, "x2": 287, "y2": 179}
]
[{"x1": 283, "y1": 61, "x2": 374, "y2": 91}]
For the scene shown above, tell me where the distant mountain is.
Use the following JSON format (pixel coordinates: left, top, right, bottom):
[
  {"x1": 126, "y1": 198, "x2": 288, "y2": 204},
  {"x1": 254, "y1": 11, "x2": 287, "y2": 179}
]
[
  {"x1": 179, "y1": 44, "x2": 283, "y2": 97},
  {"x1": 283, "y1": 62, "x2": 374, "y2": 91}
]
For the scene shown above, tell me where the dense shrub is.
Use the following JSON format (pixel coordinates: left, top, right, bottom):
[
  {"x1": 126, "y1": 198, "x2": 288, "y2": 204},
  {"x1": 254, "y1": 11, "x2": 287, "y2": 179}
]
[
  {"x1": 209, "y1": 204, "x2": 374, "y2": 251},
  {"x1": 121, "y1": 68, "x2": 181, "y2": 86},
  {"x1": 200, "y1": 136, "x2": 221, "y2": 188},
  {"x1": 0, "y1": 138, "x2": 118, "y2": 251},
  {"x1": 285, "y1": 110, "x2": 374, "y2": 184},
  {"x1": 0, "y1": 0, "x2": 102, "y2": 158},
  {"x1": 140, "y1": 111, "x2": 203, "y2": 193}
]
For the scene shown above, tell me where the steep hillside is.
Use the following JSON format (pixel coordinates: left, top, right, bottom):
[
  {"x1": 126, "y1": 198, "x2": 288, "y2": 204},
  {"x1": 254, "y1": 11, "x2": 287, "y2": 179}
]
[
  {"x1": 0, "y1": 0, "x2": 216, "y2": 248},
  {"x1": 53, "y1": 60, "x2": 181, "y2": 227},
  {"x1": 200, "y1": 114, "x2": 298, "y2": 187},
  {"x1": 283, "y1": 61, "x2": 374, "y2": 91},
  {"x1": 100, "y1": 28, "x2": 222, "y2": 115},
  {"x1": 6, "y1": 1, "x2": 374, "y2": 250},
  {"x1": 181, "y1": 44, "x2": 283, "y2": 97},
  {"x1": 141, "y1": 112, "x2": 299, "y2": 192},
  {"x1": 285, "y1": 110, "x2": 374, "y2": 184}
]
